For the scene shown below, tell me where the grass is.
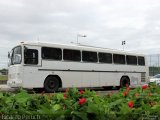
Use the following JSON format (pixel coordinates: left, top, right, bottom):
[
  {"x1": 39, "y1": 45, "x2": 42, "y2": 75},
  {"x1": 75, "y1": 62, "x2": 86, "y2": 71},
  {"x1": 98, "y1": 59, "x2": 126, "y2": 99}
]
[{"x1": 0, "y1": 75, "x2": 8, "y2": 80}]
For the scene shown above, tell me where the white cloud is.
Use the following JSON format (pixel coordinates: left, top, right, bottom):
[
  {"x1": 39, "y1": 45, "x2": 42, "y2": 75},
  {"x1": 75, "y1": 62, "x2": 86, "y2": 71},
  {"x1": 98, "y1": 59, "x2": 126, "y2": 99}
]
[{"x1": 0, "y1": 0, "x2": 160, "y2": 68}]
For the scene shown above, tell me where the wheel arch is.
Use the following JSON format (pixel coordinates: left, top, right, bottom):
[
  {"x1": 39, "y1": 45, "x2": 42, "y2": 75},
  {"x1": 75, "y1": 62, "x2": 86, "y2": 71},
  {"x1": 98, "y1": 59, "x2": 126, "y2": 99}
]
[
  {"x1": 120, "y1": 75, "x2": 130, "y2": 82},
  {"x1": 120, "y1": 75, "x2": 130, "y2": 87}
]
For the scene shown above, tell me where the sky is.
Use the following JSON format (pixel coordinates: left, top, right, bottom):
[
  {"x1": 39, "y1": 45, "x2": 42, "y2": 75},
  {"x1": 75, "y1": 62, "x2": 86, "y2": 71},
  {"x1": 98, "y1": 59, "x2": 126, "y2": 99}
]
[{"x1": 0, "y1": 0, "x2": 160, "y2": 68}]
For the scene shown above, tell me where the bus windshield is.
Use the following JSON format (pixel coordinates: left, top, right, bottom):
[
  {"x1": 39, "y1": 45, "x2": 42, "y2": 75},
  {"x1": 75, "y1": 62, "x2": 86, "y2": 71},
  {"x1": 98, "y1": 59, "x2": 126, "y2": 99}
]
[{"x1": 10, "y1": 46, "x2": 22, "y2": 65}]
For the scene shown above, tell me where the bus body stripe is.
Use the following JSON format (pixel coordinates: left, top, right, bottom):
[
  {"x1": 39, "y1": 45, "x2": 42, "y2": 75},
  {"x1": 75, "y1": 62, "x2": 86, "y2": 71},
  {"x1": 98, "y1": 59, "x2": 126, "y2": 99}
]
[{"x1": 38, "y1": 69, "x2": 146, "y2": 73}]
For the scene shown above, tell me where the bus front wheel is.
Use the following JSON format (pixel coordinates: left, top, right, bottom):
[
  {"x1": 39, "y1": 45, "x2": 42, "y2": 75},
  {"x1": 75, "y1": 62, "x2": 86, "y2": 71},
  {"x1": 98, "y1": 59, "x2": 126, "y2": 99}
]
[
  {"x1": 44, "y1": 76, "x2": 59, "y2": 93},
  {"x1": 120, "y1": 76, "x2": 130, "y2": 88}
]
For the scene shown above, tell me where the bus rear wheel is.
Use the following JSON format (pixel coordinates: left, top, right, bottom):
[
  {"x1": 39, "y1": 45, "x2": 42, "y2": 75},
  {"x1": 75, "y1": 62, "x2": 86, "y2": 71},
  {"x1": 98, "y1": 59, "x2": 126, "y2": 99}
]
[
  {"x1": 44, "y1": 76, "x2": 59, "y2": 93},
  {"x1": 120, "y1": 76, "x2": 130, "y2": 88}
]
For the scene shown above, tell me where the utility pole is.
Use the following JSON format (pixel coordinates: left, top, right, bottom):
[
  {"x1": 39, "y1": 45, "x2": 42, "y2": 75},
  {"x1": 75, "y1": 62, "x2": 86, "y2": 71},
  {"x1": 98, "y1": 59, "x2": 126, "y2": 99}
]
[{"x1": 77, "y1": 34, "x2": 87, "y2": 44}]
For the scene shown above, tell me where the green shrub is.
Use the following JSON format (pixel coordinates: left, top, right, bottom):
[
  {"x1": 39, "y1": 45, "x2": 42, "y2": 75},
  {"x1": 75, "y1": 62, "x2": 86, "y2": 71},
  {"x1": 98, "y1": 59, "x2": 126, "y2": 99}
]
[{"x1": 0, "y1": 83, "x2": 160, "y2": 120}]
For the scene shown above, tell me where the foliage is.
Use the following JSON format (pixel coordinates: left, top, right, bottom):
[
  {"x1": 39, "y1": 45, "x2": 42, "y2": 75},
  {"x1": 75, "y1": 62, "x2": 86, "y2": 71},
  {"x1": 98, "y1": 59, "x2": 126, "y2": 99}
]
[
  {"x1": 0, "y1": 75, "x2": 7, "y2": 80},
  {"x1": 0, "y1": 83, "x2": 160, "y2": 120}
]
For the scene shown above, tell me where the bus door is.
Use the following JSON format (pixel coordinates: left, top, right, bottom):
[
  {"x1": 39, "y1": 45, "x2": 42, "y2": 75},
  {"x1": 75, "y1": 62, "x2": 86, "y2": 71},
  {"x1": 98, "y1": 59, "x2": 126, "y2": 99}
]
[{"x1": 23, "y1": 45, "x2": 42, "y2": 88}]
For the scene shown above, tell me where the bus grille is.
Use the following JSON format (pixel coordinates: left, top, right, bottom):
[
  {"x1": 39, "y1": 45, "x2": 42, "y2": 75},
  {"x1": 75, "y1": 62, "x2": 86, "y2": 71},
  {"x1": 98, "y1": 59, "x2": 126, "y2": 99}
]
[{"x1": 141, "y1": 73, "x2": 146, "y2": 82}]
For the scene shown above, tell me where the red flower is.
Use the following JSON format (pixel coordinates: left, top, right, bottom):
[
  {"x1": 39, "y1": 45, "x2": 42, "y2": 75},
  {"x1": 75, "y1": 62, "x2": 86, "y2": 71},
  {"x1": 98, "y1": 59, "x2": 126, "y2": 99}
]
[
  {"x1": 125, "y1": 84, "x2": 129, "y2": 87},
  {"x1": 78, "y1": 98, "x2": 86, "y2": 105},
  {"x1": 64, "y1": 93, "x2": 67, "y2": 99},
  {"x1": 128, "y1": 101, "x2": 134, "y2": 108},
  {"x1": 65, "y1": 88, "x2": 69, "y2": 93},
  {"x1": 126, "y1": 87, "x2": 130, "y2": 91},
  {"x1": 123, "y1": 91, "x2": 128, "y2": 97},
  {"x1": 80, "y1": 90, "x2": 85, "y2": 94},
  {"x1": 135, "y1": 93, "x2": 139, "y2": 97},
  {"x1": 142, "y1": 85, "x2": 147, "y2": 90},
  {"x1": 41, "y1": 91, "x2": 45, "y2": 96}
]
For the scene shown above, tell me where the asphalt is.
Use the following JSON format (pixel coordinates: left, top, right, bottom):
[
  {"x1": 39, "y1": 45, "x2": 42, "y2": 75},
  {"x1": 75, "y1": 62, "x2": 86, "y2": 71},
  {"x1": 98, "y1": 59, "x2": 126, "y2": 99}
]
[
  {"x1": 0, "y1": 84, "x2": 119, "y2": 96},
  {"x1": 0, "y1": 84, "x2": 16, "y2": 92}
]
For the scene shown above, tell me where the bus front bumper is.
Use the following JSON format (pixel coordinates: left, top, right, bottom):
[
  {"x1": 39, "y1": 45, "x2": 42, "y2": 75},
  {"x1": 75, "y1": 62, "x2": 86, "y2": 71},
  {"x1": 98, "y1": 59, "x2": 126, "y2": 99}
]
[{"x1": 7, "y1": 80, "x2": 22, "y2": 88}]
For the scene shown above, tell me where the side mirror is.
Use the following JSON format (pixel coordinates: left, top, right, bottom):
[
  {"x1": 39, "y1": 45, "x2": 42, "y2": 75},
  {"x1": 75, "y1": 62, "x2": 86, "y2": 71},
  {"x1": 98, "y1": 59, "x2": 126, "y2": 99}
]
[{"x1": 8, "y1": 52, "x2": 10, "y2": 58}]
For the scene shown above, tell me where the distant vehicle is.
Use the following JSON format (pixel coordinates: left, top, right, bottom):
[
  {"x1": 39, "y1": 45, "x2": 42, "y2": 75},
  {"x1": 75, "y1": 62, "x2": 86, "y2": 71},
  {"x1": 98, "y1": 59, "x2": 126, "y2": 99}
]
[
  {"x1": 149, "y1": 74, "x2": 160, "y2": 85},
  {"x1": 7, "y1": 42, "x2": 149, "y2": 92}
]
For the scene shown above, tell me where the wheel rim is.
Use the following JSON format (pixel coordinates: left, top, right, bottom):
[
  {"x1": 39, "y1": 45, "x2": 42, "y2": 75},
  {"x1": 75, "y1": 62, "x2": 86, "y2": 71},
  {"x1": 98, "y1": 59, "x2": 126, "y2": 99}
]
[
  {"x1": 48, "y1": 80, "x2": 56, "y2": 89},
  {"x1": 44, "y1": 76, "x2": 60, "y2": 92}
]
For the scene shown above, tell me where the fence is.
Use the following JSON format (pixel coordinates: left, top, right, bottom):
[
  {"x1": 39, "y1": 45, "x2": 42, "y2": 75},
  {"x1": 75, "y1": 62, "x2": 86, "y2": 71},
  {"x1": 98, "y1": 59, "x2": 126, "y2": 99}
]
[
  {"x1": 0, "y1": 56, "x2": 8, "y2": 69},
  {"x1": 147, "y1": 54, "x2": 160, "y2": 76}
]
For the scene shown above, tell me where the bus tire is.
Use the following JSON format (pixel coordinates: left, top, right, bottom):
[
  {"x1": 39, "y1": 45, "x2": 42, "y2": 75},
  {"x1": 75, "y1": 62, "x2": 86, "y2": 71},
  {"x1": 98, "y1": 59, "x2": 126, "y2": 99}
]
[
  {"x1": 44, "y1": 76, "x2": 59, "y2": 93},
  {"x1": 120, "y1": 76, "x2": 130, "y2": 88}
]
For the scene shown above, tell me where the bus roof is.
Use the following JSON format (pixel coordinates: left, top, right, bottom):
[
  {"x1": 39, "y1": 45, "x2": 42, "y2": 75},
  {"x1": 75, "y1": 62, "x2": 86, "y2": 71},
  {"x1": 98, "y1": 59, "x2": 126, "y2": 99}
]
[{"x1": 19, "y1": 41, "x2": 145, "y2": 56}]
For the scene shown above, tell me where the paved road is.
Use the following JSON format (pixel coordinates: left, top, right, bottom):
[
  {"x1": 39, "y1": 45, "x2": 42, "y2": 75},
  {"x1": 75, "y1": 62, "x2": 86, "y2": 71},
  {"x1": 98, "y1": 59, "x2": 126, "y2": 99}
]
[
  {"x1": 0, "y1": 84, "x2": 16, "y2": 92},
  {"x1": 0, "y1": 84, "x2": 119, "y2": 96}
]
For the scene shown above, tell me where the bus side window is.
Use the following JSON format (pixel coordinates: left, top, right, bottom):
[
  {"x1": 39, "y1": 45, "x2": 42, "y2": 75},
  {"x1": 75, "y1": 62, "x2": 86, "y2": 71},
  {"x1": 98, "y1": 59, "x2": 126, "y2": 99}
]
[
  {"x1": 99, "y1": 52, "x2": 112, "y2": 63},
  {"x1": 113, "y1": 54, "x2": 125, "y2": 64},
  {"x1": 24, "y1": 49, "x2": 38, "y2": 65},
  {"x1": 126, "y1": 55, "x2": 137, "y2": 65},
  {"x1": 42, "y1": 47, "x2": 62, "y2": 60},
  {"x1": 82, "y1": 51, "x2": 97, "y2": 62},
  {"x1": 63, "y1": 49, "x2": 81, "y2": 61},
  {"x1": 138, "y1": 56, "x2": 145, "y2": 66}
]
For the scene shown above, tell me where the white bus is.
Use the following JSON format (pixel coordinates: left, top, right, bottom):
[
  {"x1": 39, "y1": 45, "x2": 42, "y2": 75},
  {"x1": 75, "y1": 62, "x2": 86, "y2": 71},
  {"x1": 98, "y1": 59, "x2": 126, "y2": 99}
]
[{"x1": 7, "y1": 42, "x2": 149, "y2": 92}]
